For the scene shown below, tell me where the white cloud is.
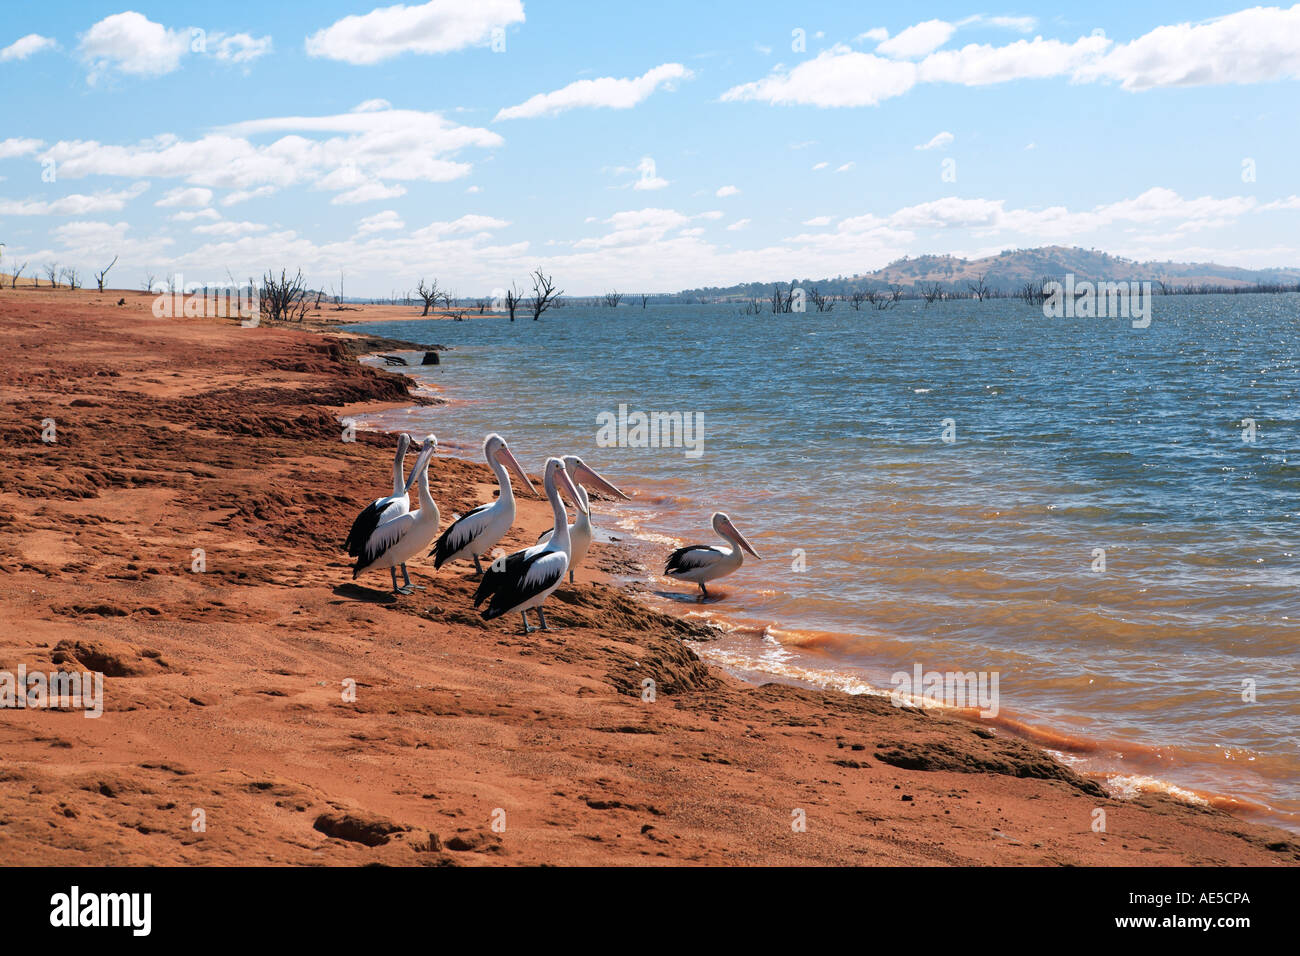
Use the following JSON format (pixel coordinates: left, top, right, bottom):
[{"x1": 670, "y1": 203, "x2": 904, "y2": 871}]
[
  {"x1": 156, "y1": 186, "x2": 213, "y2": 208},
  {"x1": 0, "y1": 182, "x2": 149, "y2": 216},
  {"x1": 193, "y1": 220, "x2": 269, "y2": 237},
  {"x1": 857, "y1": 28, "x2": 889, "y2": 43},
  {"x1": 632, "y1": 156, "x2": 669, "y2": 190},
  {"x1": 211, "y1": 32, "x2": 272, "y2": 64},
  {"x1": 835, "y1": 162, "x2": 854, "y2": 173},
  {"x1": 1077, "y1": 5, "x2": 1300, "y2": 89},
  {"x1": 0, "y1": 137, "x2": 44, "y2": 159},
  {"x1": 331, "y1": 181, "x2": 407, "y2": 205},
  {"x1": 171, "y1": 208, "x2": 221, "y2": 222},
  {"x1": 726, "y1": 219, "x2": 750, "y2": 231},
  {"x1": 306, "y1": 0, "x2": 524, "y2": 65},
  {"x1": 877, "y1": 20, "x2": 956, "y2": 58},
  {"x1": 716, "y1": 185, "x2": 739, "y2": 197},
  {"x1": 357, "y1": 210, "x2": 405, "y2": 235},
  {"x1": 495, "y1": 63, "x2": 692, "y2": 120},
  {"x1": 222, "y1": 186, "x2": 276, "y2": 206},
  {"x1": 41, "y1": 103, "x2": 500, "y2": 207},
  {"x1": 916, "y1": 131, "x2": 954, "y2": 150},
  {"x1": 1, "y1": 34, "x2": 57, "y2": 62},
  {"x1": 802, "y1": 215, "x2": 833, "y2": 226},
  {"x1": 723, "y1": 8, "x2": 1300, "y2": 107},
  {"x1": 812, "y1": 161, "x2": 829, "y2": 170},
  {"x1": 79, "y1": 12, "x2": 190, "y2": 80}
]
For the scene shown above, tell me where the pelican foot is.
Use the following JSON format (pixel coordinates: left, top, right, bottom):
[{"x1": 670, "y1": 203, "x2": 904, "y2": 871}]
[
  {"x1": 409, "y1": 585, "x2": 426, "y2": 591},
  {"x1": 394, "y1": 586, "x2": 415, "y2": 595}
]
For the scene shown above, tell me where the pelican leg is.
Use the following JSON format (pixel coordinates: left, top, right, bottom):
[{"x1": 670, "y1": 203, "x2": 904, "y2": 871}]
[
  {"x1": 402, "y1": 563, "x2": 425, "y2": 591},
  {"x1": 519, "y1": 610, "x2": 537, "y2": 635},
  {"x1": 537, "y1": 607, "x2": 552, "y2": 632},
  {"x1": 568, "y1": 569, "x2": 574, "y2": 585},
  {"x1": 698, "y1": 582, "x2": 709, "y2": 601},
  {"x1": 473, "y1": 554, "x2": 484, "y2": 576},
  {"x1": 391, "y1": 565, "x2": 413, "y2": 596}
]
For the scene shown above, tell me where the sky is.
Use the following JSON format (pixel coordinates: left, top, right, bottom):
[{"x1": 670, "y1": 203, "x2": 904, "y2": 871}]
[{"x1": 1, "y1": 1, "x2": 1299, "y2": 296}]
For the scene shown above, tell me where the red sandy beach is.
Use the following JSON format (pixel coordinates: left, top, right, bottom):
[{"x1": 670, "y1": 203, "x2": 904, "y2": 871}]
[{"x1": 0, "y1": 287, "x2": 1296, "y2": 866}]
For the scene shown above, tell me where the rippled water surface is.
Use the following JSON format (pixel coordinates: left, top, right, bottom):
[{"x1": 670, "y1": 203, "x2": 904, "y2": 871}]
[{"x1": 349, "y1": 294, "x2": 1300, "y2": 826}]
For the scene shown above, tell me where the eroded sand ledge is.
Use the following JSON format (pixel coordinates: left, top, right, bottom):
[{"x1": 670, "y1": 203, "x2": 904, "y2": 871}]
[{"x1": 0, "y1": 288, "x2": 1295, "y2": 866}]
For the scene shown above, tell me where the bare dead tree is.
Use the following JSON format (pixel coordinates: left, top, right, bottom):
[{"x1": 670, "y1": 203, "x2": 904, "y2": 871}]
[
  {"x1": 603, "y1": 290, "x2": 623, "y2": 307},
  {"x1": 44, "y1": 262, "x2": 59, "y2": 288},
  {"x1": 529, "y1": 269, "x2": 562, "y2": 320},
  {"x1": 475, "y1": 299, "x2": 487, "y2": 314},
  {"x1": 10, "y1": 261, "x2": 27, "y2": 289},
  {"x1": 504, "y1": 282, "x2": 522, "y2": 321},
  {"x1": 890, "y1": 284, "x2": 905, "y2": 304},
  {"x1": 61, "y1": 266, "x2": 81, "y2": 290},
  {"x1": 143, "y1": 273, "x2": 157, "y2": 293},
  {"x1": 261, "y1": 268, "x2": 309, "y2": 322},
  {"x1": 967, "y1": 274, "x2": 991, "y2": 302},
  {"x1": 415, "y1": 278, "x2": 442, "y2": 316},
  {"x1": 93, "y1": 255, "x2": 118, "y2": 292},
  {"x1": 769, "y1": 283, "x2": 793, "y2": 313},
  {"x1": 921, "y1": 283, "x2": 944, "y2": 305},
  {"x1": 846, "y1": 290, "x2": 867, "y2": 310},
  {"x1": 808, "y1": 287, "x2": 835, "y2": 312}
]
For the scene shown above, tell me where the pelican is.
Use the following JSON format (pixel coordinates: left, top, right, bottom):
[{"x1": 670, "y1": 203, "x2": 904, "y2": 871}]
[
  {"x1": 664, "y1": 512, "x2": 761, "y2": 600},
  {"x1": 343, "y1": 432, "x2": 416, "y2": 557},
  {"x1": 351, "y1": 435, "x2": 439, "y2": 595},
  {"x1": 474, "y1": 457, "x2": 583, "y2": 633},
  {"x1": 536, "y1": 455, "x2": 630, "y2": 583},
  {"x1": 431, "y1": 433, "x2": 537, "y2": 575}
]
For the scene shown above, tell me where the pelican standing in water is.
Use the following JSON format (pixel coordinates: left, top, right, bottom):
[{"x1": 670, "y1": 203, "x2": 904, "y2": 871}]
[
  {"x1": 474, "y1": 458, "x2": 584, "y2": 633},
  {"x1": 343, "y1": 432, "x2": 416, "y2": 557},
  {"x1": 431, "y1": 433, "x2": 536, "y2": 575},
  {"x1": 664, "y1": 512, "x2": 761, "y2": 600},
  {"x1": 352, "y1": 435, "x2": 439, "y2": 595},
  {"x1": 536, "y1": 455, "x2": 630, "y2": 583}
]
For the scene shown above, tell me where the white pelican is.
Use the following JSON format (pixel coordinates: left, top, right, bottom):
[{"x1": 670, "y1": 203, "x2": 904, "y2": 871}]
[
  {"x1": 351, "y1": 435, "x2": 439, "y2": 595},
  {"x1": 431, "y1": 433, "x2": 537, "y2": 575},
  {"x1": 536, "y1": 455, "x2": 630, "y2": 584},
  {"x1": 343, "y1": 432, "x2": 416, "y2": 558},
  {"x1": 474, "y1": 458, "x2": 583, "y2": 633},
  {"x1": 664, "y1": 512, "x2": 761, "y2": 600}
]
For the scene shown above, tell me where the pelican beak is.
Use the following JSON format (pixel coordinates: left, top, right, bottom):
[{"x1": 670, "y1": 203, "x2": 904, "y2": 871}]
[
  {"x1": 725, "y1": 519, "x2": 760, "y2": 559},
  {"x1": 401, "y1": 443, "x2": 434, "y2": 492},
  {"x1": 496, "y1": 445, "x2": 538, "y2": 496},
  {"x1": 573, "y1": 461, "x2": 630, "y2": 501},
  {"x1": 558, "y1": 465, "x2": 587, "y2": 516}
]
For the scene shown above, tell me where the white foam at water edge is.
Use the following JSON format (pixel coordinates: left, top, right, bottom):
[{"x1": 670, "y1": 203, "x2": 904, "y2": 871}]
[
  {"x1": 1104, "y1": 774, "x2": 1210, "y2": 806},
  {"x1": 696, "y1": 645, "x2": 888, "y2": 699}
]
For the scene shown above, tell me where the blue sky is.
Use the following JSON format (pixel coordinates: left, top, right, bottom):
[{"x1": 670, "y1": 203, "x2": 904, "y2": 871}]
[{"x1": 1, "y1": 1, "x2": 1299, "y2": 294}]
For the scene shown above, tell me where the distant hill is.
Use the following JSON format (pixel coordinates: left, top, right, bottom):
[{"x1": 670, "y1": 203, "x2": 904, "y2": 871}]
[{"x1": 679, "y1": 246, "x2": 1300, "y2": 299}]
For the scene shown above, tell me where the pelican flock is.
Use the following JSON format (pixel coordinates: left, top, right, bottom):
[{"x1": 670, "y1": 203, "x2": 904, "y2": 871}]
[{"x1": 339, "y1": 431, "x2": 758, "y2": 630}]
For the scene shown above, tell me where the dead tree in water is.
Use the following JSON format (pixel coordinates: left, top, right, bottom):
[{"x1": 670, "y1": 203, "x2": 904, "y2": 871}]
[
  {"x1": 416, "y1": 278, "x2": 442, "y2": 316},
  {"x1": 504, "y1": 283, "x2": 521, "y2": 321},
  {"x1": 769, "y1": 283, "x2": 793, "y2": 313},
  {"x1": 261, "y1": 268, "x2": 309, "y2": 322},
  {"x1": 967, "y1": 274, "x2": 991, "y2": 301},
  {"x1": 640, "y1": 293, "x2": 649, "y2": 309},
  {"x1": 603, "y1": 290, "x2": 623, "y2": 307},
  {"x1": 808, "y1": 287, "x2": 834, "y2": 312},
  {"x1": 529, "y1": 269, "x2": 562, "y2": 320},
  {"x1": 94, "y1": 255, "x2": 118, "y2": 292},
  {"x1": 846, "y1": 290, "x2": 867, "y2": 310},
  {"x1": 921, "y1": 283, "x2": 944, "y2": 306}
]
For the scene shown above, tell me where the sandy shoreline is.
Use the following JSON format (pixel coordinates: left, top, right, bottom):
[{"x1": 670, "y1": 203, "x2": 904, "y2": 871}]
[{"x1": 0, "y1": 287, "x2": 1295, "y2": 866}]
